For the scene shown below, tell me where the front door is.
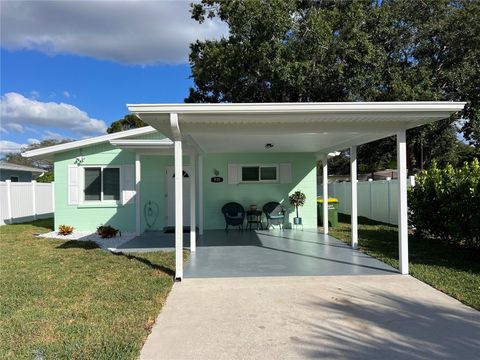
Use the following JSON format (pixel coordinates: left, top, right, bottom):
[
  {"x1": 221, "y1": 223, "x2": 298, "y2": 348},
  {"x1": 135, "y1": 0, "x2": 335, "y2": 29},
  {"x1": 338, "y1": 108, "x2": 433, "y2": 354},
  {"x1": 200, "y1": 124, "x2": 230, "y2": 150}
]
[{"x1": 166, "y1": 166, "x2": 191, "y2": 227}]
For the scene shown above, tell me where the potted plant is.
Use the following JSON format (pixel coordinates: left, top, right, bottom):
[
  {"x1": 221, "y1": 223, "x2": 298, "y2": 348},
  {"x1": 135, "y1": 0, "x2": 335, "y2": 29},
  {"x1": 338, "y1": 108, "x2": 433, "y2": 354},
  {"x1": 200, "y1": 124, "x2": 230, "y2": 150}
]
[{"x1": 289, "y1": 191, "x2": 306, "y2": 226}]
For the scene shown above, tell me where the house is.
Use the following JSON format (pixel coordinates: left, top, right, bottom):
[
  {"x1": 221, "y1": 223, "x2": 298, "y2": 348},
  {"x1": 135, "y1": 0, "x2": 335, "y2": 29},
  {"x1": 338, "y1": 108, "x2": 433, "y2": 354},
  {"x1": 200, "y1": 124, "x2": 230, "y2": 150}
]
[
  {"x1": 23, "y1": 102, "x2": 465, "y2": 280},
  {"x1": 0, "y1": 161, "x2": 45, "y2": 182}
]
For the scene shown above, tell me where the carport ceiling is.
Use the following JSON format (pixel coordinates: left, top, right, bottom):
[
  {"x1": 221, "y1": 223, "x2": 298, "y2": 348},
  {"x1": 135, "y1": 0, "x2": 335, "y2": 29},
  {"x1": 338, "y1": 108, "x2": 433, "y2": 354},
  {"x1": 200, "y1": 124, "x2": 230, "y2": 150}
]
[{"x1": 128, "y1": 102, "x2": 465, "y2": 154}]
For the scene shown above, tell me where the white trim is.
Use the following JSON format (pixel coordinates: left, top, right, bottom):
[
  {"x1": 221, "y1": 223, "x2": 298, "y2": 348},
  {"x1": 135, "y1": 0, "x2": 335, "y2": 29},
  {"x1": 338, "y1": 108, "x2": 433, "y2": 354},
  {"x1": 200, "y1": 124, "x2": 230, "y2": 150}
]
[
  {"x1": 135, "y1": 154, "x2": 141, "y2": 236},
  {"x1": 239, "y1": 164, "x2": 279, "y2": 183},
  {"x1": 22, "y1": 126, "x2": 157, "y2": 158},
  {"x1": 110, "y1": 139, "x2": 173, "y2": 149},
  {"x1": 190, "y1": 153, "x2": 196, "y2": 252},
  {"x1": 198, "y1": 155, "x2": 204, "y2": 236},
  {"x1": 174, "y1": 140, "x2": 183, "y2": 280},
  {"x1": 322, "y1": 157, "x2": 328, "y2": 235},
  {"x1": 80, "y1": 165, "x2": 121, "y2": 204},
  {"x1": 128, "y1": 101, "x2": 466, "y2": 115},
  {"x1": 350, "y1": 146, "x2": 358, "y2": 249},
  {"x1": 397, "y1": 130, "x2": 409, "y2": 275}
]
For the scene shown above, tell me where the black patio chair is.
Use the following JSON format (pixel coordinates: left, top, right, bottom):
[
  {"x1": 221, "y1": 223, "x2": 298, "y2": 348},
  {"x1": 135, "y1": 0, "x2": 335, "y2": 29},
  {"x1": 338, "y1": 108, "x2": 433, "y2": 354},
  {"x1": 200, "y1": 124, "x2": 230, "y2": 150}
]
[
  {"x1": 263, "y1": 202, "x2": 286, "y2": 230},
  {"x1": 221, "y1": 202, "x2": 246, "y2": 231}
]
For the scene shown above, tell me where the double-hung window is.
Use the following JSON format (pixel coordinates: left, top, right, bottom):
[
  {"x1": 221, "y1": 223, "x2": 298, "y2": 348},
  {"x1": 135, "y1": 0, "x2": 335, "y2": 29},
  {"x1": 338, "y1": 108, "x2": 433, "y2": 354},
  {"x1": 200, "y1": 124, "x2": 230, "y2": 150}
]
[
  {"x1": 240, "y1": 164, "x2": 278, "y2": 183},
  {"x1": 83, "y1": 166, "x2": 120, "y2": 202}
]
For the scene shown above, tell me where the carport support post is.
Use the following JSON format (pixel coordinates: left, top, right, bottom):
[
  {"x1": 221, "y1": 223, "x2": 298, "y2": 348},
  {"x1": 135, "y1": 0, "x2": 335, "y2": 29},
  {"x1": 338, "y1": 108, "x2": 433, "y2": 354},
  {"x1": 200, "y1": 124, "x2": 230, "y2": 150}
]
[
  {"x1": 350, "y1": 146, "x2": 358, "y2": 249},
  {"x1": 322, "y1": 156, "x2": 329, "y2": 235},
  {"x1": 198, "y1": 155, "x2": 204, "y2": 236},
  {"x1": 171, "y1": 112, "x2": 183, "y2": 281},
  {"x1": 190, "y1": 153, "x2": 196, "y2": 252},
  {"x1": 397, "y1": 130, "x2": 409, "y2": 275},
  {"x1": 135, "y1": 153, "x2": 141, "y2": 236}
]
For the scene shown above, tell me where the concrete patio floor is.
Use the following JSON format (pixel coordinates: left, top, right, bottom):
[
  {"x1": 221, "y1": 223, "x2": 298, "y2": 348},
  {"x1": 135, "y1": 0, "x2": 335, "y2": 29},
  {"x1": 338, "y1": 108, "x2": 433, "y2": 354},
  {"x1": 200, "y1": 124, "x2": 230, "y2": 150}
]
[
  {"x1": 115, "y1": 229, "x2": 397, "y2": 277},
  {"x1": 140, "y1": 275, "x2": 480, "y2": 360}
]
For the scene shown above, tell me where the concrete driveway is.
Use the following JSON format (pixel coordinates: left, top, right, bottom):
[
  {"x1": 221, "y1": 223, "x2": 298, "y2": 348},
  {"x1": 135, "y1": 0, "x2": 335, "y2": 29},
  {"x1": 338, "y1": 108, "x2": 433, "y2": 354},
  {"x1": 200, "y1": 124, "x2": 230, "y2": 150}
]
[{"x1": 140, "y1": 275, "x2": 480, "y2": 360}]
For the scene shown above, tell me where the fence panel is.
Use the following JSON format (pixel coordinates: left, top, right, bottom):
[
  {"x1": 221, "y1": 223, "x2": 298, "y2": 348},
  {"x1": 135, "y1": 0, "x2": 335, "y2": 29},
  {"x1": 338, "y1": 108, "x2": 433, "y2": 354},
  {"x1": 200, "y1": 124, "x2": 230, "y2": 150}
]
[
  {"x1": 323, "y1": 178, "x2": 413, "y2": 225},
  {"x1": 0, "y1": 181, "x2": 54, "y2": 225}
]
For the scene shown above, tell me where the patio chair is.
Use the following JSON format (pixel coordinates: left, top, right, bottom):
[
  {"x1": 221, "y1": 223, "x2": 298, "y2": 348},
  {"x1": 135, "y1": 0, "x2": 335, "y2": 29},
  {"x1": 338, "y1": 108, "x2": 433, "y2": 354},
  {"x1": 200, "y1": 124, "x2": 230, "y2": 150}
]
[
  {"x1": 221, "y1": 202, "x2": 246, "y2": 231},
  {"x1": 263, "y1": 202, "x2": 286, "y2": 230}
]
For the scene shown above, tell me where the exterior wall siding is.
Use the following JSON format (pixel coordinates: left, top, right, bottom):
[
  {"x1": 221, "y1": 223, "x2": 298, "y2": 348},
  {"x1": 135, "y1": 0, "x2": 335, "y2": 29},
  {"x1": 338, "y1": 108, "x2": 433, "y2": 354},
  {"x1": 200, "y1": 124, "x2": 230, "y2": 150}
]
[
  {"x1": 54, "y1": 132, "x2": 166, "y2": 233},
  {"x1": 202, "y1": 153, "x2": 317, "y2": 230},
  {"x1": 53, "y1": 136, "x2": 317, "y2": 233}
]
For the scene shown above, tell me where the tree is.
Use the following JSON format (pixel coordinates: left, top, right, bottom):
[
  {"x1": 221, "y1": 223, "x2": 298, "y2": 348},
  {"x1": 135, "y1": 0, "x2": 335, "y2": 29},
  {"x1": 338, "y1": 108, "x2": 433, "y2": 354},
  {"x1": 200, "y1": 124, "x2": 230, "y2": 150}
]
[
  {"x1": 107, "y1": 114, "x2": 147, "y2": 133},
  {"x1": 188, "y1": 0, "x2": 479, "y2": 171},
  {"x1": 3, "y1": 139, "x2": 71, "y2": 171}
]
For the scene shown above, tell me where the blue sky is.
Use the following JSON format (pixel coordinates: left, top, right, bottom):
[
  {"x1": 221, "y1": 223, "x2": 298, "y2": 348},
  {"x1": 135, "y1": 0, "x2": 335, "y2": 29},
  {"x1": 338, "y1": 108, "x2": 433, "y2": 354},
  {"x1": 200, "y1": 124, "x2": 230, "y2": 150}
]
[{"x1": 0, "y1": 1, "x2": 227, "y2": 154}]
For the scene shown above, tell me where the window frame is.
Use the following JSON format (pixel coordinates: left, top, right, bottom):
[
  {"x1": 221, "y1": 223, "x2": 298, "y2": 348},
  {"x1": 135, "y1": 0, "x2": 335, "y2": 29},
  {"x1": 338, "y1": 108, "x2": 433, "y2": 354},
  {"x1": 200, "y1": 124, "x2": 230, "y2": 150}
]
[
  {"x1": 240, "y1": 164, "x2": 279, "y2": 183},
  {"x1": 81, "y1": 165, "x2": 121, "y2": 204}
]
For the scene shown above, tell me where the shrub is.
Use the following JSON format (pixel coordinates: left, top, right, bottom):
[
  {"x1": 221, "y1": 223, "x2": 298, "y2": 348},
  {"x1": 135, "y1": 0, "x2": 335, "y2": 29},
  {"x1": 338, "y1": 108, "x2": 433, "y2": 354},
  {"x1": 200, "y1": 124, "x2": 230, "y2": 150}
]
[
  {"x1": 409, "y1": 158, "x2": 480, "y2": 248},
  {"x1": 58, "y1": 224, "x2": 74, "y2": 236},
  {"x1": 96, "y1": 225, "x2": 120, "y2": 239}
]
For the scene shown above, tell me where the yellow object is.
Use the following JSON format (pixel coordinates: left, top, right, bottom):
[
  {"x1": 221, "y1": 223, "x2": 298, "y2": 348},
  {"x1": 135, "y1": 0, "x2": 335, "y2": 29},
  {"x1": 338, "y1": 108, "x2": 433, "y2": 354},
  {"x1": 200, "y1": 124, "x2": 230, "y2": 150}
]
[{"x1": 317, "y1": 197, "x2": 339, "y2": 203}]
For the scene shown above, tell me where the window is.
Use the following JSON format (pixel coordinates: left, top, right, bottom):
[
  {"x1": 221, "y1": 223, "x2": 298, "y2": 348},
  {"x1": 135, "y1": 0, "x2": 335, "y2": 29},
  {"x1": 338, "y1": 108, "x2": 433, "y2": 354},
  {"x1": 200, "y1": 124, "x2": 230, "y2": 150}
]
[
  {"x1": 10, "y1": 176, "x2": 19, "y2": 182},
  {"x1": 241, "y1": 164, "x2": 278, "y2": 183},
  {"x1": 83, "y1": 167, "x2": 120, "y2": 202}
]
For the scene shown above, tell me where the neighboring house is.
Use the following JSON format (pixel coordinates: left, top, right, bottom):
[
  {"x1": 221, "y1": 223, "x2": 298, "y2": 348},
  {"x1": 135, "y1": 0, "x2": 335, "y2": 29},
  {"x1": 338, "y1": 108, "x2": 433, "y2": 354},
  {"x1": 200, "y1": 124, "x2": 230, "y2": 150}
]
[
  {"x1": 0, "y1": 161, "x2": 45, "y2": 182},
  {"x1": 23, "y1": 102, "x2": 465, "y2": 280}
]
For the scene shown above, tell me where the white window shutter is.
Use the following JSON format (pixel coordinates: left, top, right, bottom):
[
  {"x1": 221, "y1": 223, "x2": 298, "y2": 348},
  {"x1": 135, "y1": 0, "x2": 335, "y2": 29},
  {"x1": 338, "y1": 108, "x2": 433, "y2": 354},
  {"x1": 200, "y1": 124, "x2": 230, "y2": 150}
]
[
  {"x1": 228, "y1": 164, "x2": 239, "y2": 184},
  {"x1": 122, "y1": 165, "x2": 136, "y2": 205},
  {"x1": 279, "y1": 163, "x2": 292, "y2": 184},
  {"x1": 68, "y1": 165, "x2": 79, "y2": 205}
]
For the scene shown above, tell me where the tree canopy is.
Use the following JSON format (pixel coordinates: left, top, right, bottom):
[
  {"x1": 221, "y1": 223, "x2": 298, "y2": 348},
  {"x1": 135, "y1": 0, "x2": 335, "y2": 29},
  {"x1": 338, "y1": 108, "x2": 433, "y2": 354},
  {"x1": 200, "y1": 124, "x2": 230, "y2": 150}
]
[
  {"x1": 188, "y1": 0, "x2": 480, "y2": 172},
  {"x1": 107, "y1": 114, "x2": 147, "y2": 134}
]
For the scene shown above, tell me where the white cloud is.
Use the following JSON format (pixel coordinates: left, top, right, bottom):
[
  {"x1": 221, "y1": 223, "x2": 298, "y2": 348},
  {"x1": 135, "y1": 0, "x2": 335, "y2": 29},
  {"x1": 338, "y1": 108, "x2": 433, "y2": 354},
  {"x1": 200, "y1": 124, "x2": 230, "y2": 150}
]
[
  {"x1": 4, "y1": 123, "x2": 24, "y2": 133},
  {"x1": 63, "y1": 91, "x2": 71, "y2": 98},
  {"x1": 27, "y1": 138, "x2": 40, "y2": 144},
  {"x1": 0, "y1": 140, "x2": 26, "y2": 154},
  {"x1": 0, "y1": 1, "x2": 228, "y2": 65},
  {"x1": 43, "y1": 130, "x2": 64, "y2": 141},
  {"x1": 0, "y1": 92, "x2": 107, "y2": 137}
]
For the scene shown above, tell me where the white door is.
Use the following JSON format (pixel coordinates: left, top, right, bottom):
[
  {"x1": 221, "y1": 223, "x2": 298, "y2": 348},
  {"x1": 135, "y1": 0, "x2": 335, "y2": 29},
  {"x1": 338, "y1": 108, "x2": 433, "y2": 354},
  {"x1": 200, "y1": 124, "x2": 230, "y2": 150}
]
[{"x1": 166, "y1": 166, "x2": 191, "y2": 227}]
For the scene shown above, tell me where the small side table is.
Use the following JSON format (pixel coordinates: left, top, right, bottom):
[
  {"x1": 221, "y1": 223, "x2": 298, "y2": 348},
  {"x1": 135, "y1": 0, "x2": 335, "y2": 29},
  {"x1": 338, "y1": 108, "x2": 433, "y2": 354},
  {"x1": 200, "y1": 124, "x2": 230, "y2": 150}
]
[{"x1": 246, "y1": 210, "x2": 263, "y2": 230}]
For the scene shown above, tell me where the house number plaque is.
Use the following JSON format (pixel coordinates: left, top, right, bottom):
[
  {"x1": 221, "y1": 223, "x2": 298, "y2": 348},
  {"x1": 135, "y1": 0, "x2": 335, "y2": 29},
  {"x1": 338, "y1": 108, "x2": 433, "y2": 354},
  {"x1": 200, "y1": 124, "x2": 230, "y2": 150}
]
[{"x1": 211, "y1": 176, "x2": 223, "y2": 183}]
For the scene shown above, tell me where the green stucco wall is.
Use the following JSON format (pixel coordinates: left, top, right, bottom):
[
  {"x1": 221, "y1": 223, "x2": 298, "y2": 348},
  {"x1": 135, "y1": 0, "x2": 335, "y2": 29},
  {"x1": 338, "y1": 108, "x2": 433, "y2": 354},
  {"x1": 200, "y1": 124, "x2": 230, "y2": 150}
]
[
  {"x1": 53, "y1": 136, "x2": 316, "y2": 233},
  {"x1": 203, "y1": 153, "x2": 317, "y2": 230}
]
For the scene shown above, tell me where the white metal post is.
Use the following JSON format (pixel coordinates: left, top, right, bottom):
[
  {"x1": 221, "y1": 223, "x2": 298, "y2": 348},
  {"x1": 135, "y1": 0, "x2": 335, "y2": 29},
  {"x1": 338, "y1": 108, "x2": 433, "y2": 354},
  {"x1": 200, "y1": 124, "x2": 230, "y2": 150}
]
[
  {"x1": 174, "y1": 140, "x2": 184, "y2": 280},
  {"x1": 31, "y1": 180, "x2": 37, "y2": 221},
  {"x1": 198, "y1": 155, "x2": 204, "y2": 236},
  {"x1": 322, "y1": 156, "x2": 329, "y2": 235},
  {"x1": 397, "y1": 130, "x2": 409, "y2": 275},
  {"x1": 5, "y1": 180, "x2": 12, "y2": 224},
  {"x1": 135, "y1": 153, "x2": 141, "y2": 236},
  {"x1": 350, "y1": 146, "x2": 358, "y2": 249},
  {"x1": 190, "y1": 153, "x2": 196, "y2": 252}
]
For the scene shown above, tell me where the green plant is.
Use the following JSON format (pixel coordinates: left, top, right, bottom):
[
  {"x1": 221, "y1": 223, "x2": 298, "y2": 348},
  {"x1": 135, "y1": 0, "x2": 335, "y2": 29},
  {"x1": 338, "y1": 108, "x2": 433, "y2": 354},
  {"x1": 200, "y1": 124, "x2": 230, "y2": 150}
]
[
  {"x1": 96, "y1": 225, "x2": 120, "y2": 239},
  {"x1": 289, "y1": 191, "x2": 306, "y2": 218},
  {"x1": 409, "y1": 158, "x2": 480, "y2": 248},
  {"x1": 58, "y1": 224, "x2": 74, "y2": 235}
]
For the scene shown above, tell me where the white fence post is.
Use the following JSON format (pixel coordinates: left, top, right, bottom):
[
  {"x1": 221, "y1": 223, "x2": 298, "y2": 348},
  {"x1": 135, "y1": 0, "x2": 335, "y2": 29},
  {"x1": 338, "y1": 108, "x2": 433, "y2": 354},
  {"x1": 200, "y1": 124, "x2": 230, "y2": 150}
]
[
  {"x1": 5, "y1": 180, "x2": 12, "y2": 224},
  {"x1": 31, "y1": 180, "x2": 37, "y2": 220}
]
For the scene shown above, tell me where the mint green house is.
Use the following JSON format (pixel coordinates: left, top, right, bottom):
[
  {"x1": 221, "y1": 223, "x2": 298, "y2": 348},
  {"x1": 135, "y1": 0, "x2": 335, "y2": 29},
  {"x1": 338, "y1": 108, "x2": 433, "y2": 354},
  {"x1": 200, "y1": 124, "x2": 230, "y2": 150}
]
[{"x1": 23, "y1": 102, "x2": 465, "y2": 280}]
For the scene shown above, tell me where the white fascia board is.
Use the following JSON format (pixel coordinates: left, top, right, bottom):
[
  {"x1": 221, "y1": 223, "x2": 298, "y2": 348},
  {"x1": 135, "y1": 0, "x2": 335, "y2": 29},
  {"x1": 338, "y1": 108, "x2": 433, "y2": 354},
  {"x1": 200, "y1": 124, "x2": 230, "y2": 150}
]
[
  {"x1": 128, "y1": 101, "x2": 466, "y2": 115},
  {"x1": 22, "y1": 126, "x2": 157, "y2": 158},
  {"x1": 109, "y1": 139, "x2": 173, "y2": 149}
]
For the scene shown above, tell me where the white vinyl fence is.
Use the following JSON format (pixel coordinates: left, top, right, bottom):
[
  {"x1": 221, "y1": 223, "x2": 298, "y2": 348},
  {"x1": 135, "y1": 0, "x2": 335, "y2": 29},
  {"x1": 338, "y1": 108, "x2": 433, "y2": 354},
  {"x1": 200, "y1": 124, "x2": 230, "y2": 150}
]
[
  {"x1": 319, "y1": 177, "x2": 415, "y2": 225},
  {"x1": 0, "y1": 181, "x2": 54, "y2": 225}
]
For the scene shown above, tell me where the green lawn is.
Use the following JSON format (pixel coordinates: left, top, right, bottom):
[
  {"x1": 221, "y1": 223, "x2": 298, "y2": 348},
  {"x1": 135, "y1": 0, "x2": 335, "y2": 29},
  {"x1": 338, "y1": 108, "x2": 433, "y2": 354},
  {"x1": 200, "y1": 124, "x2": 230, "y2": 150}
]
[
  {"x1": 327, "y1": 214, "x2": 480, "y2": 311},
  {"x1": 0, "y1": 219, "x2": 182, "y2": 359}
]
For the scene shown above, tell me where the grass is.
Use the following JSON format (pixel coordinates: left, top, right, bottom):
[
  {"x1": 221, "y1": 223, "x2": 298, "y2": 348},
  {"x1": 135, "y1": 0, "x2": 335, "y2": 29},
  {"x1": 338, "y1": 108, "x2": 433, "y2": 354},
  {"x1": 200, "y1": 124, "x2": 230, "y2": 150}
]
[
  {"x1": 327, "y1": 214, "x2": 480, "y2": 311},
  {"x1": 0, "y1": 219, "x2": 184, "y2": 359}
]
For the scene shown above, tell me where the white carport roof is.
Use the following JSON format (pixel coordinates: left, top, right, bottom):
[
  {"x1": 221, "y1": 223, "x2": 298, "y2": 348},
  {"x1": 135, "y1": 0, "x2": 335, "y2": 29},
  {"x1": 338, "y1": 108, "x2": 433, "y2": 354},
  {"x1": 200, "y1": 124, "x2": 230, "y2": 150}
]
[{"x1": 127, "y1": 102, "x2": 466, "y2": 154}]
